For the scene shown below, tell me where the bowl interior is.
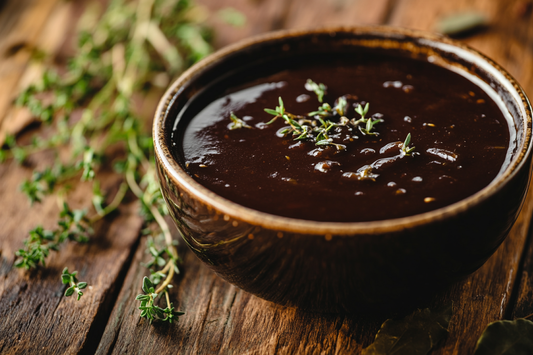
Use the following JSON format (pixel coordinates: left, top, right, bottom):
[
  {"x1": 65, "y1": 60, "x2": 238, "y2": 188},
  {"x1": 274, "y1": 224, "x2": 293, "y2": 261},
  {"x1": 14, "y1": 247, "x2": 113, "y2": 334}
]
[{"x1": 154, "y1": 27, "x2": 532, "y2": 235}]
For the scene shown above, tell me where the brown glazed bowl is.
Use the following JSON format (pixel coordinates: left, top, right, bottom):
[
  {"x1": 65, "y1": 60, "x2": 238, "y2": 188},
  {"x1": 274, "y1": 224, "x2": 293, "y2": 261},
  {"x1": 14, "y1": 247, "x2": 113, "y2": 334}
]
[{"x1": 153, "y1": 26, "x2": 533, "y2": 312}]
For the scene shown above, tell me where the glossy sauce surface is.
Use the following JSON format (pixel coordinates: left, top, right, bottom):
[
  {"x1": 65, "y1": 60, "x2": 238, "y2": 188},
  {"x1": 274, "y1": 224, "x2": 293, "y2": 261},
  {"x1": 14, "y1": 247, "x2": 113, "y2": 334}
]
[{"x1": 174, "y1": 53, "x2": 513, "y2": 222}]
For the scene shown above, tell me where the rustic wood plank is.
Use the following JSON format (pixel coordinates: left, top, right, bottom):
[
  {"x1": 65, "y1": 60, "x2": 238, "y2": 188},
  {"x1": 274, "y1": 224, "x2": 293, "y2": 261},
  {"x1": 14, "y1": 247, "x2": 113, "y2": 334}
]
[
  {"x1": 0, "y1": 0, "x2": 61, "y2": 142},
  {"x1": 512, "y1": 227, "x2": 533, "y2": 320},
  {"x1": 0, "y1": 1, "x2": 144, "y2": 354},
  {"x1": 0, "y1": 0, "x2": 76, "y2": 145},
  {"x1": 195, "y1": 0, "x2": 292, "y2": 49},
  {"x1": 1, "y1": 0, "x2": 532, "y2": 354},
  {"x1": 96, "y1": 232, "x2": 388, "y2": 355},
  {"x1": 97, "y1": 0, "x2": 533, "y2": 354},
  {"x1": 196, "y1": 0, "x2": 394, "y2": 50}
]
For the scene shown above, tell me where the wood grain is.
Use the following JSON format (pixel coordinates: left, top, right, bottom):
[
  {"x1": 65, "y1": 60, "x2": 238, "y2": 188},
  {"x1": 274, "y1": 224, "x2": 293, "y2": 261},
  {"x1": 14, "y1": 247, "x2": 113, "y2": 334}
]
[
  {"x1": 0, "y1": 0, "x2": 61, "y2": 143},
  {"x1": 96, "y1": 0, "x2": 533, "y2": 354},
  {"x1": 0, "y1": 0, "x2": 532, "y2": 354}
]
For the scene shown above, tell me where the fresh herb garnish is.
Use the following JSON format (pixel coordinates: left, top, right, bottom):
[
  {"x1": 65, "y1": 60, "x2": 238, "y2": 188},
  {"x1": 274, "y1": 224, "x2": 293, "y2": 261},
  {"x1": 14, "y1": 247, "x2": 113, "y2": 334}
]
[
  {"x1": 61, "y1": 268, "x2": 88, "y2": 301},
  {"x1": 261, "y1": 80, "x2": 390, "y2": 151},
  {"x1": 401, "y1": 133, "x2": 416, "y2": 156},
  {"x1": 305, "y1": 79, "x2": 327, "y2": 103},
  {"x1": 259, "y1": 80, "x2": 419, "y2": 176},
  {"x1": 229, "y1": 112, "x2": 252, "y2": 130},
  {"x1": 352, "y1": 103, "x2": 383, "y2": 136}
]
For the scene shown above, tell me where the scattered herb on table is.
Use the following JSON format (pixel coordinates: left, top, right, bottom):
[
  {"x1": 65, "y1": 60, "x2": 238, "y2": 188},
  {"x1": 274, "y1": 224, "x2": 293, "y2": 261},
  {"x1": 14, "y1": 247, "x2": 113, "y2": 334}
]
[
  {"x1": 61, "y1": 267, "x2": 88, "y2": 301},
  {"x1": 5, "y1": 0, "x2": 221, "y2": 323}
]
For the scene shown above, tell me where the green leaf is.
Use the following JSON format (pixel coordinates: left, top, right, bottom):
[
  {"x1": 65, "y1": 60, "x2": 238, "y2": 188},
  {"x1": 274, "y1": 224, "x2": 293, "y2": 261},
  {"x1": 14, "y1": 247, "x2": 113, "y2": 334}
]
[
  {"x1": 65, "y1": 287, "x2": 75, "y2": 297},
  {"x1": 264, "y1": 108, "x2": 278, "y2": 116},
  {"x1": 61, "y1": 274, "x2": 71, "y2": 285},
  {"x1": 362, "y1": 304, "x2": 452, "y2": 355},
  {"x1": 77, "y1": 282, "x2": 87, "y2": 289},
  {"x1": 142, "y1": 276, "x2": 154, "y2": 293},
  {"x1": 136, "y1": 294, "x2": 150, "y2": 301},
  {"x1": 473, "y1": 318, "x2": 533, "y2": 355}
]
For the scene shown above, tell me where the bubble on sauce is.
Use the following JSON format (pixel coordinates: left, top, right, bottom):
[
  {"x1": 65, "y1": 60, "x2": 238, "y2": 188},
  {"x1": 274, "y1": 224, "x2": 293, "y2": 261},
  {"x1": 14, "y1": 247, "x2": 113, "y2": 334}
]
[
  {"x1": 360, "y1": 148, "x2": 376, "y2": 155},
  {"x1": 379, "y1": 141, "x2": 401, "y2": 154},
  {"x1": 427, "y1": 148, "x2": 458, "y2": 162},
  {"x1": 296, "y1": 94, "x2": 310, "y2": 103},
  {"x1": 383, "y1": 81, "x2": 403, "y2": 88},
  {"x1": 387, "y1": 181, "x2": 397, "y2": 187},
  {"x1": 404, "y1": 116, "x2": 412, "y2": 123},
  {"x1": 395, "y1": 188, "x2": 407, "y2": 195},
  {"x1": 314, "y1": 160, "x2": 340, "y2": 173},
  {"x1": 281, "y1": 177, "x2": 297, "y2": 184},
  {"x1": 412, "y1": 176, "x2": 423, "y2": 182},
  {"x1": 308, "y1": 148, "x2": 324, "y2": 157},
  {"x1": 289, "y1": 141, "x2": 304, "y2": 149},
  {"x1": 277, "y1": 127, "x2": 290, "y2": 137},
  {"x1": 355, "y1": 191, "x2": 364, "y2": 196},
  {"x1": 402, "y1": 85, "x2": 414, "y2": 93}
]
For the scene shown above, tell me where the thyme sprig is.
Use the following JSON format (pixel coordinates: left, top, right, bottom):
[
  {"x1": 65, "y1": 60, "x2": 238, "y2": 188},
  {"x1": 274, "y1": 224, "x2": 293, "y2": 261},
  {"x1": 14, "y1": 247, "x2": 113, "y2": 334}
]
[
  {"x1": 136, "y1": 276, "x2": 184, "y2": 324},
  {"x1": 15, "y1": 203, "x2": 91, "y2": 269},
  {"x1": 305, "y1": 79, "x2": 327, "y2": 103},
  {"x1": 6, "y1": 0, "x2": 219, "y2": 324},
  {"x1": 352, "y1": 103, "x2": 383, "y2": 136},
  {"x1": 229, "y1": 112, "x2": 252, "y2": 130},
  {"x1": 261, "y1": 80, "x2": 384, "y2": 150},
  {"x1": 257, "y1": 79, "x2": 418, "y2": 160},
  {"x1": 401, "y1": 133, "x2": 416, "y2": 156},
  {"x1": 61, "y1": 268, "x2": 88, "y2": 301}
]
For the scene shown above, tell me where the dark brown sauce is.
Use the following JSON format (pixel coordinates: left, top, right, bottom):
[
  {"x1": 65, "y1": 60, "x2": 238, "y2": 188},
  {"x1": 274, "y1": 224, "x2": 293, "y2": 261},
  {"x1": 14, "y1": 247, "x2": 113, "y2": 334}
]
[{"x1": 174, "y1": 52, "x2": 513, "y2": 222}]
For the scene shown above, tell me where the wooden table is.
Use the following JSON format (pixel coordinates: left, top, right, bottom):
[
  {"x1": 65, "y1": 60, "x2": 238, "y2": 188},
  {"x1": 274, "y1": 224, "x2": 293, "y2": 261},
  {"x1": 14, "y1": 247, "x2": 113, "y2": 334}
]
[{"x1": 1, "y1": 0, "x2": 533, "y2": 353}]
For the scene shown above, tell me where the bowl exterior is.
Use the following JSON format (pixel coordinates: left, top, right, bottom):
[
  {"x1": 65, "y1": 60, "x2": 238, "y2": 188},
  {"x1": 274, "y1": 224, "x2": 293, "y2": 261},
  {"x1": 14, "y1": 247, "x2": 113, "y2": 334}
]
[
  {"x1": 156, "y1": 153, "x2": 531, "y2": 312},
  {"x1": 153, "y1": 27, "x2": 533, "y2": 312}
]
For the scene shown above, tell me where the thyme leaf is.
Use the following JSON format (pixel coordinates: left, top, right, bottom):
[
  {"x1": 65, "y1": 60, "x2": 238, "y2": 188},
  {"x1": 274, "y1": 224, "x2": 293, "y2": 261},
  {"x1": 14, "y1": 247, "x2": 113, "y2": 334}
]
[
  {"x1": 401, "y1": 133, "x2": 416, "y2": 156},
  {"x1": 229, "y1": 112, "x2": 252, "y2": 130},
  {"x1": 61, "y1": 267, "x2": 88, "y2": 301},
  {"x1": 305, "y1": 79, "x2": 327, "y2": 103}
]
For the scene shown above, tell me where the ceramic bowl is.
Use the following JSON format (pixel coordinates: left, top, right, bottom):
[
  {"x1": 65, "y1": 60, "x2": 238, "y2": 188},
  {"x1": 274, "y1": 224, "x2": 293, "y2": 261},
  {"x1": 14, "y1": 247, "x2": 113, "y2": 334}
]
[{"x1": 153, "y1": 27, "x2": 532, "y2": 312}]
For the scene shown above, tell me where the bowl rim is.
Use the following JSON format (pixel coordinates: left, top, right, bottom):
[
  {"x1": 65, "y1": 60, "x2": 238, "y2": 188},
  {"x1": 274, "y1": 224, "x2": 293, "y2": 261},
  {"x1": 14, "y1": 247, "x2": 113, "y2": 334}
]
[{"x1": 153, "y1": 25, "x2": 533, "y2": 235}]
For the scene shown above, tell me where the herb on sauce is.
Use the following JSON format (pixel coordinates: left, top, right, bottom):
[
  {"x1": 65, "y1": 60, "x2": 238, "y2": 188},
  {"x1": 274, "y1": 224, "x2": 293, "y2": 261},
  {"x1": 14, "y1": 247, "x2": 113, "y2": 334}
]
[
  {"x1": 305, "y1": 79, "x2": 327, "y2": 103},
  {"x1": 229, "y1": 112, "x2": 252, "y2": 130},
  {"x1": 401, "y1": 133, "x2": 416, "y2": 156},
  {"x1": 261, "y1": 80, "x2": 411, "y2": 155}
]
